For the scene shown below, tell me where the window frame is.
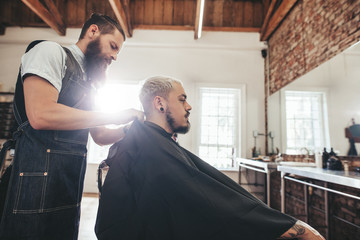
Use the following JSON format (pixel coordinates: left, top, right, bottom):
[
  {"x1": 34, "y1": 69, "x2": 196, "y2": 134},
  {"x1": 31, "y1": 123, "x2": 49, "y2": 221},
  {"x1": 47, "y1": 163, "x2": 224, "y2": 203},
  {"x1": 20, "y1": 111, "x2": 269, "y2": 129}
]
[
  {"x1": 194, "y1": 83, "x2": 246, "y2": 169},
  {"x1": 280, "y1": 88, "x2": 331, "y2": 154}
]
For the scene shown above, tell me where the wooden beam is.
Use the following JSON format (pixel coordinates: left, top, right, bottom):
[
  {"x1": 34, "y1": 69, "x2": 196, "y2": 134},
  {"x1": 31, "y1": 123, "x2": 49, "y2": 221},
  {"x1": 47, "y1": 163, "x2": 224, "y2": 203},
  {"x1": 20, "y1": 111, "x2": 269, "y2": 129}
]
[
  {"x1": 134, "y1": 24, "x2": 260, "y2": 33},
  {"x1": 122, "y1": 0, "x2": 132, "y2": 34},
  {"x1": 43, "y1": 0, "x2": 65, "y2": 31},
  {"x1": 194, "y1": 0, "x2": 205, "y2": 39},
  {"x1": 260, "y1": 0, "x2": 277, "y2": 37},
  {"x1": 262, "y1": 0, "x2": 270, "y2": 18},
  {"x1": 108, "y1": 0, "x2": 132, "y2": 38},
  {"x1": 260, "y1": 0, "x2": 298, "y2": 41},
  {"x1": 21, "y1": 0, "x2": 65, "y2": 35}
]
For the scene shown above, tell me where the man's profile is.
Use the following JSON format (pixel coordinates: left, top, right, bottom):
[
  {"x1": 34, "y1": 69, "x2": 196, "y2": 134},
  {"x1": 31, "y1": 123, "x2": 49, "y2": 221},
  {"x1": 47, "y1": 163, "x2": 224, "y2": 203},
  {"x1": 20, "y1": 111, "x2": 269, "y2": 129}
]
[{"x1": 95, "y1": 76, "x2": 324, "y2": 240}]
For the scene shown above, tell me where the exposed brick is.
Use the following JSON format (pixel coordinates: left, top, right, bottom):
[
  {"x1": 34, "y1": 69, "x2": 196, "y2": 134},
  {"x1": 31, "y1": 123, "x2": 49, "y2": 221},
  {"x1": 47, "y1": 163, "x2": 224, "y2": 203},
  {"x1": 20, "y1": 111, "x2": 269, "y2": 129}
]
[{"x1": 268, "y1": 0, "x2": 360, "y2": 94}]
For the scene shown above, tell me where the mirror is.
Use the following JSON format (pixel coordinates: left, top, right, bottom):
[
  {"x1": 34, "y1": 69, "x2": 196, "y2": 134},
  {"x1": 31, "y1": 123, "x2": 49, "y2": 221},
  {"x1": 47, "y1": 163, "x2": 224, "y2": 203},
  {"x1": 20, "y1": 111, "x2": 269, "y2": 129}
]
[{"x1": 268, "y1": 41, "x2": 360, "y2": 156}]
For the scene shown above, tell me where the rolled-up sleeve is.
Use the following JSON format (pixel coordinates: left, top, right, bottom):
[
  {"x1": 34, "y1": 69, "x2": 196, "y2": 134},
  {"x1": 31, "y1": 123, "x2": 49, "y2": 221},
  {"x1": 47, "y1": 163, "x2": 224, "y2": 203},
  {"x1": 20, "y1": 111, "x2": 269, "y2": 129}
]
[{"x1": 21, "y1": 41, "x2": 67, "y2": 92}]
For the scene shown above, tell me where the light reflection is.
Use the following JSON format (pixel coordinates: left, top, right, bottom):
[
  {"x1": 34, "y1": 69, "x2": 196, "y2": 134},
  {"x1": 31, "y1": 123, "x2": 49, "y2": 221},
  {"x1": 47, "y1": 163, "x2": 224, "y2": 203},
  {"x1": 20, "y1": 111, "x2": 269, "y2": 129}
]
[
  {"x1": 94, "y1": 83, "x2": 141, "y2": 113},
  {"x1": 88, "y1": 82, "x2": 142, "y2": 163}
]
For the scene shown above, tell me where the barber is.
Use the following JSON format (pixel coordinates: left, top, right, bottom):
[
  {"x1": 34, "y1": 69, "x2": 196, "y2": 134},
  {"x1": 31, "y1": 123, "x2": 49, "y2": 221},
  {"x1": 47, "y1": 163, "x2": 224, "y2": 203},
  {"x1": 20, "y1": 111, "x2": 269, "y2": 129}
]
[{"x1": 0, "y1": 13, "x2": 143, "y2": 239}]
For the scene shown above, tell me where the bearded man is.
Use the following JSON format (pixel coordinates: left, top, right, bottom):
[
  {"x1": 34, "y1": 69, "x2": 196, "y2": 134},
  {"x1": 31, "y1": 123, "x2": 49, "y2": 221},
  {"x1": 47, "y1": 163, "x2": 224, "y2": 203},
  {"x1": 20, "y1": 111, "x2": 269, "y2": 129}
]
[
  {"x1": 0, "y1": 13, "x2": 143, "y2": 239},
  {"x1": 95, "y1": 76, "x2": 325, "y2": 240}
]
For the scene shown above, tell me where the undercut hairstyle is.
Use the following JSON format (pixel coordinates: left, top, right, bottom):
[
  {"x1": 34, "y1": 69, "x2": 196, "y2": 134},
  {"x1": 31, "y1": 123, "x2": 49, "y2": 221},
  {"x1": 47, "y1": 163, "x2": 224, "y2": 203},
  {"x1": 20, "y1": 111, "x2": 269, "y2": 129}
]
[
  {"x1": 139, "y1": 76, "x2": 183, "y2": 116},
  {"x1": 79, "y1": 13, "x2": 125, "y2": 41}
]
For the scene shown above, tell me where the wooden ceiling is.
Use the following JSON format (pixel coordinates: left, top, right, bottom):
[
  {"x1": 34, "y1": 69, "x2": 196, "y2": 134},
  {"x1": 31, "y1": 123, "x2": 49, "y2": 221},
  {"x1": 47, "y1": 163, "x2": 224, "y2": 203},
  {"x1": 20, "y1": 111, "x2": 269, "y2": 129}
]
[{"x1": 0, "y1": 0, "x2": 297, "y2": 41}]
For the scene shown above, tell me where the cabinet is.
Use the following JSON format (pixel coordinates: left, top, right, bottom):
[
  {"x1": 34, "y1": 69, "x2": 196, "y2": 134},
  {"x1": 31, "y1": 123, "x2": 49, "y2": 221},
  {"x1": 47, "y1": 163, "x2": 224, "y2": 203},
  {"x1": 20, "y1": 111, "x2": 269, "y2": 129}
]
[
  {"x1": 0, "y1": 92, "x2": 16, "y2": 177},
  {"x1": 278, "y1": 166, "x2": 360, "y2": 239},
  {"x1": 0, "y1": 92, "x2": 16, "y2": 139}
]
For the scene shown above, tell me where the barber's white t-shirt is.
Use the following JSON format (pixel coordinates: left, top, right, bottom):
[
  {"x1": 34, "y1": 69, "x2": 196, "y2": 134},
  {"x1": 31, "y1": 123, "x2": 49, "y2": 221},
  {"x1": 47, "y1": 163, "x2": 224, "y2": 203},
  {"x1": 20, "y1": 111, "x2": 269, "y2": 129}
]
[{"x1": 21, "y1": 41, "x2": 85, "y2": 92}]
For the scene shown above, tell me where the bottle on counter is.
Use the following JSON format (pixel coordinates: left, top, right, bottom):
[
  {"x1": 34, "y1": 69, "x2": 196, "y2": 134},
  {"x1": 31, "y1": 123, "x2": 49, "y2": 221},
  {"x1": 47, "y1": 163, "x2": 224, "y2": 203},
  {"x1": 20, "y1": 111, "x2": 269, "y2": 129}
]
[
  {"x1": 326, "y1": 147, "x2": 343, "y2": 170},
  {"x1": 322, "y1": 148, "x2": 329, "y2": 169},
  {"x1": 343, "y1": 160, "x2": 349, "y2": 173},
  {"x1": 329, "y1": 147, "x2": 336, "y2": 156},
  {"x1": 326, "y1": 156, "x2": 343, "y2": 170},
  {"x1": 315, "y1": 151, "x2": 322, "y2": 168}
]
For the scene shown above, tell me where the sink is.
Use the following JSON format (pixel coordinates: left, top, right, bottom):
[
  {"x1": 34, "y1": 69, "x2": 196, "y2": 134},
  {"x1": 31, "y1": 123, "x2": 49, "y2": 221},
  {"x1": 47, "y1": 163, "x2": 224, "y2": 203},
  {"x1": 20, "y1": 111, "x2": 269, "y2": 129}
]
[{"x1": 277, "y1": 161, "x2": 316, "y2": 167}]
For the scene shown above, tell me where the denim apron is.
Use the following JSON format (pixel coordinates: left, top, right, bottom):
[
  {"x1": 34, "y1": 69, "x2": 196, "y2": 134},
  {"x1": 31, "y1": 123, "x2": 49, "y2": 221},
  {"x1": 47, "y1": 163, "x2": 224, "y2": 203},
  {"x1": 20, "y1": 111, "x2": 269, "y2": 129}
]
[{"x1": 0, "y1": 45, "x2": 94, "y2": 240}]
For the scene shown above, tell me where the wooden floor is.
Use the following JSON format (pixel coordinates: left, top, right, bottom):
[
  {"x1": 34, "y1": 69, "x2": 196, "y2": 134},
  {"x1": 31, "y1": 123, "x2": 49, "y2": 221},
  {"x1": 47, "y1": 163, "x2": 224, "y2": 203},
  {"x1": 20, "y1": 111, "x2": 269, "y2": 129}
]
[{"x1": 79, "y1": 193, "x2": 99, "y2": 240}]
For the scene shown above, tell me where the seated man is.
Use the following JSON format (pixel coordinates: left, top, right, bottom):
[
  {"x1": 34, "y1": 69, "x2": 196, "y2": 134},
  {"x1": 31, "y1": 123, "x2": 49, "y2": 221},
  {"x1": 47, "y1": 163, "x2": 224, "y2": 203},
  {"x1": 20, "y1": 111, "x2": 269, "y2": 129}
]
[{"x1": 95, "y1": 76, "x2": 325, "y2": 240}]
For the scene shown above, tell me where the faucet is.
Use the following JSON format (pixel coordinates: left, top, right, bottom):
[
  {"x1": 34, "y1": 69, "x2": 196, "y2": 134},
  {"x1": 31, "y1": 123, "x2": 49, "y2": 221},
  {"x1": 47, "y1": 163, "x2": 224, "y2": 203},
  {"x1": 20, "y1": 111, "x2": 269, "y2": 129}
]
[
  {"x1": 299, "y1": 147, "x2": 309, "y2": 156},
  {"x1": 299, "y1": 147, "x2": 312, "y2": 162},
  {"x1": 274, "y1": 153, "x2": 283, "y2": 163}
]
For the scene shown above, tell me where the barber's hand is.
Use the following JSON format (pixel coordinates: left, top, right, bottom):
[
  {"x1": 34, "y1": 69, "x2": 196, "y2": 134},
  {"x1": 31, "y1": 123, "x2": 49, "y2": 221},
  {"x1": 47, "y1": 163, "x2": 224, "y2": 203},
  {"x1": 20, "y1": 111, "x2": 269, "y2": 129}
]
[
  {"x1": 128, "y1": 109, "x2": 144, "y2": 122},
  {"x1": 113, "y1": 109, "x2": 144, "y2": 125}
]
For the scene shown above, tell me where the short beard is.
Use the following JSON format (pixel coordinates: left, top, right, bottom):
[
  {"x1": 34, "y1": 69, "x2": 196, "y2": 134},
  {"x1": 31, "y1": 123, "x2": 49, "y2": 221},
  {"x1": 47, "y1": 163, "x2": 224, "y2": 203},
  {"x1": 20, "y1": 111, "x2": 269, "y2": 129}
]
[
  {"x1": 166, "y1": 110, "x2": 190, "y2": 134},
  {"x1": 84, "y1": 37, "x2": 108, "y2": 86}
]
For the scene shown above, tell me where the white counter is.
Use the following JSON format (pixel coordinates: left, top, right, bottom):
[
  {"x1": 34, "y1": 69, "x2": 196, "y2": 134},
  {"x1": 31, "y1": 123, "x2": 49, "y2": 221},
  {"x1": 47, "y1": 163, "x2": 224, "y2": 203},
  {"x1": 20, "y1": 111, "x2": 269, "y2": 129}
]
[
  {"x1": 277, "y1": 166, "x2": 360, "y2": 189},
  {"x1": 237, "y1": 158, "x2": 278, "y2": 206},
  {"x1": 237, "y1": 158, "x2": 277, "y2": 171}
]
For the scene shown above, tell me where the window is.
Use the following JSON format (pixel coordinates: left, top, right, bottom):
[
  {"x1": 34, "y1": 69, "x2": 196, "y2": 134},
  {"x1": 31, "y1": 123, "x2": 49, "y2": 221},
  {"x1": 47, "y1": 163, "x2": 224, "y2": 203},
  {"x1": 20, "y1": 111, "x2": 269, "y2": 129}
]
[
  {"x1": 197, "y1": 86, "x2": 243, "y2": 169},
  {"x1": 87, "y1": 83, "x2": 142, "y2": 163},
  {"x1": 283, "y1": 90, "x2": 330, "y2": 154}
]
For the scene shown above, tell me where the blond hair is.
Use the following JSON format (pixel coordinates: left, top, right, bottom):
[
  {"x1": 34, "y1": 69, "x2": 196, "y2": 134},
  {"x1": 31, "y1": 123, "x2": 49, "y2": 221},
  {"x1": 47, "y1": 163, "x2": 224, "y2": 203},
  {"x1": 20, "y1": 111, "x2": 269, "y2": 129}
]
[{"x1": 139, "y1": 76, "x2": 183, "y2": 116}]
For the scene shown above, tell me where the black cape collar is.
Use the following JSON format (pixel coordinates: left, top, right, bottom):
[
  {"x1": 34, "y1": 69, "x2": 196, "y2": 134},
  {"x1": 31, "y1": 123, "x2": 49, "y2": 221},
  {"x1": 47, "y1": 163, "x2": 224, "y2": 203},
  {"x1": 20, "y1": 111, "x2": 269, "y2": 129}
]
[{"x1": 144, "y1": 121, "x2": 174, "y2": 141}]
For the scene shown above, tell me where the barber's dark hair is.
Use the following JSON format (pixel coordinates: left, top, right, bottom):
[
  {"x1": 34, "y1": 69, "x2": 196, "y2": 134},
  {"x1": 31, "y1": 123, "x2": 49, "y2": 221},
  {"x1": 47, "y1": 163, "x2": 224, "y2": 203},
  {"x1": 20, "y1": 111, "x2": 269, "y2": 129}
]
[{"x1": 79, "y1": 13, "x2": 126, "y2": 40}]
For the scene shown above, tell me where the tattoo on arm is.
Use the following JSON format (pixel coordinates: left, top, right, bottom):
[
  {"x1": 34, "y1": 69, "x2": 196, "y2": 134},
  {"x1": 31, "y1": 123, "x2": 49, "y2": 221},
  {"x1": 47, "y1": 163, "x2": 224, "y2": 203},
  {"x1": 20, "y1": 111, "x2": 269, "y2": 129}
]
[{"x1": 278, "y1": 221, "x2": 306, "y2": 239}]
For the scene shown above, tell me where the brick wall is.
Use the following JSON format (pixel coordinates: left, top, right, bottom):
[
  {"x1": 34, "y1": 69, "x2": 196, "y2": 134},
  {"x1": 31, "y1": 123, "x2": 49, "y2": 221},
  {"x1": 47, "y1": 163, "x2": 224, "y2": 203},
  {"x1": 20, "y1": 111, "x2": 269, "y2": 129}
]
[
  {"x1": 267, "y1": 0, "x2": 360, "y2": 94},
  {"x1": 328, "y1": 183, "x2": 360, "y2": 239},
  {"x1": 282, "y1": 154, "x2": 315, "y2": 162}
]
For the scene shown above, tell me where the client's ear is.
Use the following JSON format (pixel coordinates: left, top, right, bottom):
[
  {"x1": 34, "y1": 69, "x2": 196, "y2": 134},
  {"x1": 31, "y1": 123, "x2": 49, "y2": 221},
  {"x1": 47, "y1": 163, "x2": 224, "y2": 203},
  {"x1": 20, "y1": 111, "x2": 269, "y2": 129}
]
[{"x1": 154, "y1": 96, "x2": 166, "y2": 113}]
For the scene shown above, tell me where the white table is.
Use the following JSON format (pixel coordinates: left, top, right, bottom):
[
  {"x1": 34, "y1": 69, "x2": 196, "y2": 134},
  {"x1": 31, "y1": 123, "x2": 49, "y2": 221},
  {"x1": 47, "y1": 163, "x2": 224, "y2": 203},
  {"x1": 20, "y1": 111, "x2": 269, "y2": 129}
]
[{"x1": 237, "y1": 158, "x2": 277, "y2": 206}]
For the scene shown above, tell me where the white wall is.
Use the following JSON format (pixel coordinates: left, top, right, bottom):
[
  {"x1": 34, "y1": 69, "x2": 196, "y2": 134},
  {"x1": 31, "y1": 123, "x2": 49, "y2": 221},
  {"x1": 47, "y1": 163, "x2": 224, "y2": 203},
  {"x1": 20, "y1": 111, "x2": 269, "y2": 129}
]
[
  {"x1": 327, "y1": 50, "x2": 360, "y2": 155},
  {"x1": 0, "y1": 27, "x2": 266, "y2": 192},
  {"x1": 0, "y1": 28, "x2": 80, "y2": 92},
  {"x1": 109, "y1": 29, "x2": 267, "y2": 156}
]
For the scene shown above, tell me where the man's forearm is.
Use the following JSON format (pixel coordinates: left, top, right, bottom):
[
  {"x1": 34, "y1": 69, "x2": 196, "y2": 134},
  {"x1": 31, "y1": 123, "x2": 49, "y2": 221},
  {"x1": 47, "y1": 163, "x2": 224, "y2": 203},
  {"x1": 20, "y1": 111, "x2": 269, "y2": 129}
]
[
  {"x1": 278, "y1": 220, "x2": 325, "y2": 240},
  {"x1": 27, "y1": 102, "x2": 133, "y2": 130},
  {"x1": 23, "y1": 75, "x2": 143, "y2": 130},
  {"x1": 27, "y1": 103, "x2": 113, "y2": 130},
  {"x1": 90, "y1": 124, "x2": 130, "y2": 146}
]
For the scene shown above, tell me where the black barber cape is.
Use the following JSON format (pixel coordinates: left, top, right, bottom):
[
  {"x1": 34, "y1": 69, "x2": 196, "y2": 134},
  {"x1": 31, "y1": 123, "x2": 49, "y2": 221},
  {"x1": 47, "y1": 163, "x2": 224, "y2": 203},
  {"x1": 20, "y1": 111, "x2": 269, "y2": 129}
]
[{"x1": 95, "y1": 120, "x2": 296, "y2": 240}]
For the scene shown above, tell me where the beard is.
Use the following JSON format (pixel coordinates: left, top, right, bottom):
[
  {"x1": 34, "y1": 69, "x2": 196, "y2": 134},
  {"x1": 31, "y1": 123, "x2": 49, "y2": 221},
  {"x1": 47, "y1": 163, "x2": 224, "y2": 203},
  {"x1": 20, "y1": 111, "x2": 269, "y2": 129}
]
[
  {"x1": 166, "y1": 109, "x2": 191, "y2": 134},
  {"x1": 84, "y1": 37, "x2": 109, "y2": 86}
]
